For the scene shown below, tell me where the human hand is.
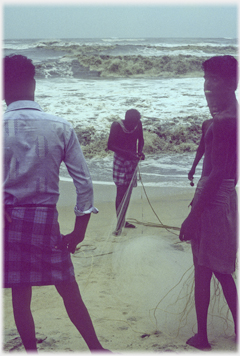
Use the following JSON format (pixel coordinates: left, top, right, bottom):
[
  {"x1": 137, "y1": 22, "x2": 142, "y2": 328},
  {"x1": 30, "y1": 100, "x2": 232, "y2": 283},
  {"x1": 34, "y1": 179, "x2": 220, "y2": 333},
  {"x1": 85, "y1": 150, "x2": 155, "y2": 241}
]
[
  {"x1": 138, "y1": 152, "x2": 145, "y2": 161},
  {"x1": 179, "y1": 215, "x2": 196, "y2": 242},
  {"x1": 188, "y1": 168, "x2": 195, "y2": 181},
  {"x1": 188, "y1": 169, "x2": 195, "y2": 186},
  {"x1": 4, "y1": 210, "x2": 12, "y2": 227},
  {"x1": 58, "y1": 232, "x2": 84, "y2": 254},
  {"x1": 129, "y1": 152, "x2": 140, "y2": 161},
  {"x1": 57, "y1": 215, "x2": 90, "y2": 253}
]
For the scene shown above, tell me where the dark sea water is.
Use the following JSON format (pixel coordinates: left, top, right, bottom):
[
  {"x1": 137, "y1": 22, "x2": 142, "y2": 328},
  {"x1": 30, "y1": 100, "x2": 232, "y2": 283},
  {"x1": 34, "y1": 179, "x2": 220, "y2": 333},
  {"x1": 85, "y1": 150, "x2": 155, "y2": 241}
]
[{"x1": 3, "y1": 37, "x2": 238, "y2": 187}]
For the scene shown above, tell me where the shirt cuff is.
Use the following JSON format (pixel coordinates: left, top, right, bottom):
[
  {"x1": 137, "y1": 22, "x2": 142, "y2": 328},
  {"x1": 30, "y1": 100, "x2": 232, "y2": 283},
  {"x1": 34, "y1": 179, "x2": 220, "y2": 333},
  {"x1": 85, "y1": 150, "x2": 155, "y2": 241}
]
[{"x1": 74, "y1": 205, "x2": 99, "y2": 216}]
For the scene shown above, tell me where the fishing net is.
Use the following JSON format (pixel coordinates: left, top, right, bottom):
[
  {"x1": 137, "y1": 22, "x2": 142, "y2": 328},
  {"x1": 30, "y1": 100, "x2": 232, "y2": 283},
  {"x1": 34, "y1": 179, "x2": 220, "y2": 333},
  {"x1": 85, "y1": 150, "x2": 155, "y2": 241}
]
[
  {"x1": 113, "y1": 165, "x2": 138, "y2": 235},
  {"x1": 110, "y1": 233, "x2": 237, "y2": 340},
  {"x1": 73, "y1": 165, "x2": 237, "y2": 343}
]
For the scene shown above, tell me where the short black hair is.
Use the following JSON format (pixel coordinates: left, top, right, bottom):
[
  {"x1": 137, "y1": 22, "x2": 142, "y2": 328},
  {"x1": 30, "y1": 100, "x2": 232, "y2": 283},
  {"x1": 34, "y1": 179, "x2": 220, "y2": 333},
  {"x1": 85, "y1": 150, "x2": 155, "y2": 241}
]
[
  {"x1": 202, "y1": 55, "x2": 238, "y2": 89},
  {"x1": 125, "y1": 109, "x2": 141, "y2": 122},
  {"x1": 4, "y1": 54, "x2": 35, "y2": 95}
]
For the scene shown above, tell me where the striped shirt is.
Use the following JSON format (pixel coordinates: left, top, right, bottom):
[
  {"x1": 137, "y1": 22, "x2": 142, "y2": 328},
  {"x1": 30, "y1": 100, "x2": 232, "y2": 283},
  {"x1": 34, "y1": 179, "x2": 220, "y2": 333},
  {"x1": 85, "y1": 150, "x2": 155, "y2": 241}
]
[{"x1": 4, "y1": 100, "x2": 97, "y2": 215}]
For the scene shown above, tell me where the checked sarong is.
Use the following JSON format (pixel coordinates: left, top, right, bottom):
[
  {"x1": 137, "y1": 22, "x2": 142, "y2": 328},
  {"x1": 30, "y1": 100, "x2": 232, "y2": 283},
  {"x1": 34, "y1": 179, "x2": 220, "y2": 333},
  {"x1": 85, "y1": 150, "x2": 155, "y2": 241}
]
[{"x1": 4, "y1": 206, "x2": 75, "y2": 288}]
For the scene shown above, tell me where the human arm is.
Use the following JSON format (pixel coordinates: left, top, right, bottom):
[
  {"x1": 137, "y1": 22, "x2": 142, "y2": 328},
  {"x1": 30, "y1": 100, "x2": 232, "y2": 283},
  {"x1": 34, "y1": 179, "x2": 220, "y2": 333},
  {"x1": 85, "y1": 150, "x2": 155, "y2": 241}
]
[
  {"x1": 188, "y1": 121, "x2": 210, "y2": 181},
  {"x1": 4, "y1": 209, "x2": 12, "y2": 228},
  {"x1": 61, "y1": 128, "x2": 98, "y2": 251},
  {"x1": 137, "y1": 121, "x2": 145, "y2": 160},
  {"x1": 188, "y1": 140, "x2": 204, "y2": 181},
  {"x1": 180, "y1": 117, "x2": 233, "y2": 241},
  {"x1": 60, "y1": 214, "x2": 90, "y2": 253},
  {"x1": 64, "y1": 129, "x2": 98, "y2": 214}
]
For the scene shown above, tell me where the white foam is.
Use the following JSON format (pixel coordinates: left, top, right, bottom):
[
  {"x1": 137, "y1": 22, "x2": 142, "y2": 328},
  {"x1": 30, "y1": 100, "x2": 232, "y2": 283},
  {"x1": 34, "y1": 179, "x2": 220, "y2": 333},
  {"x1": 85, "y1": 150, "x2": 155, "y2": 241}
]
[{"x1": 35, "y1": 77, "x2": 209, "y2": 134}]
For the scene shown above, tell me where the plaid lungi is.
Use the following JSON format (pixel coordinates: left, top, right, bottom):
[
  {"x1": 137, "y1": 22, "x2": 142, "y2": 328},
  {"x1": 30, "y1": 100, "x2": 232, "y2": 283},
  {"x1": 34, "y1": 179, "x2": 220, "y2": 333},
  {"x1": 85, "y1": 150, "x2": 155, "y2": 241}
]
[
  {"x1": 113, "y1": 153, "x2": 138, "y2": 187},
  {"x1": 4, "y1": 206, "x2": 75, "y2": 288},
  {"x1": 191, "y1": 178, "x2": 238, "y2": 274}
]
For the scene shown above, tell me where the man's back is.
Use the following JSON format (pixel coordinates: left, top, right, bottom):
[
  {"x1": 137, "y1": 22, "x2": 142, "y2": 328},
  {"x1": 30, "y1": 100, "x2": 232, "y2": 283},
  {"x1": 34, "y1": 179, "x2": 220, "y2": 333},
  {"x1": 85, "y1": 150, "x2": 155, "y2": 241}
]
[
  {"x1": 4, "y1": 101, "x2": 71, "y2": 205},
  {"x1": 4, "y1": 100, "x2": 91, "y2": 208}
]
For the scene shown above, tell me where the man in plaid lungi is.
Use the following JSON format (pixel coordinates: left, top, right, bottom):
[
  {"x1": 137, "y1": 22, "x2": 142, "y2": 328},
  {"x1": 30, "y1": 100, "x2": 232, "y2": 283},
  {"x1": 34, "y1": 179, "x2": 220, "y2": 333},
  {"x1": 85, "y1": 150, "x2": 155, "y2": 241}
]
[
  {"x1": 3, "y1": 55, "x2": 110, "y2": 352},
  {"x1": 179, "y1": 56, "x2": 238, "y2": 350},
  {"x1": 107, "y1": 109, "x2": 145, "y2": 234}
]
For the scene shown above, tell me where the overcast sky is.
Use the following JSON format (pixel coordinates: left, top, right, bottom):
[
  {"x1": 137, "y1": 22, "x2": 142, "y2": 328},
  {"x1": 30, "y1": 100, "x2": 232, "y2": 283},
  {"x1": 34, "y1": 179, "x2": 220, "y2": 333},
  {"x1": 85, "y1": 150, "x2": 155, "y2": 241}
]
[{"x1": 3, "y1": 2, "x2": 238, "y2": 39}]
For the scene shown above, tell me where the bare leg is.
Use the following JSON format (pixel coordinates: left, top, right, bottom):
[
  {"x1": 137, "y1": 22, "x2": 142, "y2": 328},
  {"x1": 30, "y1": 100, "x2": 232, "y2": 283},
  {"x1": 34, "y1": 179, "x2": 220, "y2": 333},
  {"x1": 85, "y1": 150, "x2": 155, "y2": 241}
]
[
  {"x1": 12, "y1": 286, "x2": 37, "y2": 352},
  {"x1": 187, "y1": 264, "x2": 212, "y2": 350},
  {"x1": 55, "y1": 281, "x2": 110, "y2": 352},
  {"x1": 214, "y1": 271, "x2": 238, "y2": 336}
]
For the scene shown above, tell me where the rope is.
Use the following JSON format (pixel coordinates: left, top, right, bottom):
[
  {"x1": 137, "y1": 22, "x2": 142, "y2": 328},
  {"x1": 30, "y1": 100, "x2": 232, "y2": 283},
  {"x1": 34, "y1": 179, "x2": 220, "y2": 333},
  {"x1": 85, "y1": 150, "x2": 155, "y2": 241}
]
[
  {"x1": 127, "y1": 218, "x2": 180, "y2": 232},
  {"x1": 135, "y1": 165, "x2": 181, "y2": 237},
  {"x1": 114, "y1": 163, "x2": 139, "y2": 235},
  {"x1": 150, "y1": 265, "x2": 195, "y2": 337},
  {"x1": 113, "y1": 160, "x2": 182, "y2": 237}
]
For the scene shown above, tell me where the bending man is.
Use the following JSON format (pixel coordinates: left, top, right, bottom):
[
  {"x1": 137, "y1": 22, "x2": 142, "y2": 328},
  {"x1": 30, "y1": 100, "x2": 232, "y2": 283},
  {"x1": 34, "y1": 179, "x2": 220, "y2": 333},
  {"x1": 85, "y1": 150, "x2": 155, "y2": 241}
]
[{"x1": 107, "y1": 109, "x2": 145, "y2": 235}]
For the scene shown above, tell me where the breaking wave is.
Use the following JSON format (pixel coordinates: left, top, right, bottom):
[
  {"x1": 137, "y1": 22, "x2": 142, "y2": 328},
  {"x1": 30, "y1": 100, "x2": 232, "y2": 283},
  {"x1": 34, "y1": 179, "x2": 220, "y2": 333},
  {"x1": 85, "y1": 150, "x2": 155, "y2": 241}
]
[
  {"x1": 75, "y1": 114, "x2": 206, "y2": 159},
  {"x1": 31, "y1": 39, "x2": 237, "y2": 79}
]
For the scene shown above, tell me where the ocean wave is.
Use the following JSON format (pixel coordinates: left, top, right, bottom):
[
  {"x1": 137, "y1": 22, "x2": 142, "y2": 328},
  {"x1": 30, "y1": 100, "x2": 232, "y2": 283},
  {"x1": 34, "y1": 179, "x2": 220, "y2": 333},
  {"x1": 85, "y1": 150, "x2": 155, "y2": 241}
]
[
  {"x1": 5, "y1": 38, "x2": 237, "y2": 79},
  {"x1": 4, "y1": 38, "x2": 237, "y2": 56},
  {"x1": 34, "y1": 54, "x2": 214, "y2": 79},
  {"x1": 35, "y1": 40, "x2": 237, "y2": 57},
  {"x1": 145, "y1": 42, "x2": 235, "y2": 52},
  {"x1": 102, "y1": 38, "x2": 146, "y2": 43},
  {"x1": 75, "y1": 114, "x2": 206, "y2": 159},
  {"x1": 32, "y1": 38, "x2": 237, "y2": 79}
]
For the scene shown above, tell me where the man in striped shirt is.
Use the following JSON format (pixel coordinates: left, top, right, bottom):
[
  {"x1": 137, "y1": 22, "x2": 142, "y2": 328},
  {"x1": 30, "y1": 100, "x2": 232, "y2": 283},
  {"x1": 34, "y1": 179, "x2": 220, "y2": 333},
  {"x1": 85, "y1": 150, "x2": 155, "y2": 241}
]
[{"x1": 3, "y1": 54, "x2": 110, "y2": 353}]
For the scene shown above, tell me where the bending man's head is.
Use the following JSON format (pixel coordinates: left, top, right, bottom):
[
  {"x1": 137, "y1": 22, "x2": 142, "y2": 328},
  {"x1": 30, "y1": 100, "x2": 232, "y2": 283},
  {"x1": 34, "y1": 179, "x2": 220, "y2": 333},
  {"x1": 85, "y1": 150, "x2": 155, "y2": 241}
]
[
  {"x1": 124, "y1": 109, "x2": 141, "y2": 130},
  {"x1": 4, "y1": 54, "x2": 36, "y2": 105}
]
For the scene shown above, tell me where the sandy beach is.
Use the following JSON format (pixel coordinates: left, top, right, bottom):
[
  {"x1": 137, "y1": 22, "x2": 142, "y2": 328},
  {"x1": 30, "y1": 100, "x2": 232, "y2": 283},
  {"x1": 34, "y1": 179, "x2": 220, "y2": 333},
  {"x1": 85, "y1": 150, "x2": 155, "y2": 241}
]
[{"x1": 3, "y1": 180, "x2": 237, "y2": 353}]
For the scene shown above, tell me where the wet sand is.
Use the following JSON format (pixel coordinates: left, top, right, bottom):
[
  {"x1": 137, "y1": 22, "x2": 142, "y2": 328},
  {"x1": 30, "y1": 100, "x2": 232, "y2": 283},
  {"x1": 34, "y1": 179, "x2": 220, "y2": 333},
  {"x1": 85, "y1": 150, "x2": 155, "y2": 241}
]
[{"x1": 3, "y1": 181, "x2": 237, "y2": 353}]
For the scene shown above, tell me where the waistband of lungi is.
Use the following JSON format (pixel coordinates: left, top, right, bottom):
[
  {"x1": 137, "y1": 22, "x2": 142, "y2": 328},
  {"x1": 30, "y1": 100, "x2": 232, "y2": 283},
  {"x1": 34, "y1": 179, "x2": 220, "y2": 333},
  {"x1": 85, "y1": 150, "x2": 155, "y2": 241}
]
[
  {"x1": 196, "y1": 178, "x2": 236, "y2": 203},
  {"x1": 114, "y1": 152, "x2": 136, "y2": 164},
  {"x1": 192, "y1": 178, "x2": 236, "y2": 209},
  {"x1": 5, "y1": 204, "x2": 57, "y2": 209},
  {"x1": 197, "y1": 177, "x2": 235, "y2": 191}
]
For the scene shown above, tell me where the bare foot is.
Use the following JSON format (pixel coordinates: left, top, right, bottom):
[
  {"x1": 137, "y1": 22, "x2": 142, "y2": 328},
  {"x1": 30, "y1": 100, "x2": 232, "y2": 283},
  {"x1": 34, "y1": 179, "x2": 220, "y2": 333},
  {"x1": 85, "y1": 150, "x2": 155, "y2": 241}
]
[
  {"x1": 186, "y1": 334, "x2": 211, "y2": 350},
  {"x1": 92, "y1": 349, "x2": 114, "y2": 353},
  {"x1": 125, "y1": 222, "x2": 135, "y2": 228}
]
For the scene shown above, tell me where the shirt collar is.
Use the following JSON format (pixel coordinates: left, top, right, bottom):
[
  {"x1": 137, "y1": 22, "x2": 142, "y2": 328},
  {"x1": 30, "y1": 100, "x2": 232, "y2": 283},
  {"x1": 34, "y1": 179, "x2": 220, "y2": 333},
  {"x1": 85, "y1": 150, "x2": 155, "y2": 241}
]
[{"x1": 5, "y1": 100, "x2": 43, "y2": 113}]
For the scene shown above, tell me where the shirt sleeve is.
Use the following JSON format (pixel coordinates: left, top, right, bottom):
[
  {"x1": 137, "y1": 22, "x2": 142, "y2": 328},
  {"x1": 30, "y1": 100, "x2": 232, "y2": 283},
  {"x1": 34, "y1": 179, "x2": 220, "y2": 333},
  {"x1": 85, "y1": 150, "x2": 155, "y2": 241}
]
[{"x1": 63, "y1": 128, "x2": 98, "y2": 216}]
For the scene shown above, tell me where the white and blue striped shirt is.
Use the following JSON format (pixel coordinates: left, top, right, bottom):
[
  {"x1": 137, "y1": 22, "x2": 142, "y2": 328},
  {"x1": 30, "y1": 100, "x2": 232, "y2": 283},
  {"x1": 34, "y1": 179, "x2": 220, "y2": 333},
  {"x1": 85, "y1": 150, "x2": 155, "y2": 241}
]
[{"x1": 4, "y1": 100, "x2": 98, "y2": 216}]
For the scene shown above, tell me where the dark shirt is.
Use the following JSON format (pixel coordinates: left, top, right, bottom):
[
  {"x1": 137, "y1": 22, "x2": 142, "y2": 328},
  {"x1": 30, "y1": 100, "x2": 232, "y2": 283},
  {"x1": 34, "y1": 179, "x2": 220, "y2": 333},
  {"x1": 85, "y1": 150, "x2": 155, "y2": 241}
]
[{"x1": 108, "y1": 120, "x2": 144, "y2": 159}]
